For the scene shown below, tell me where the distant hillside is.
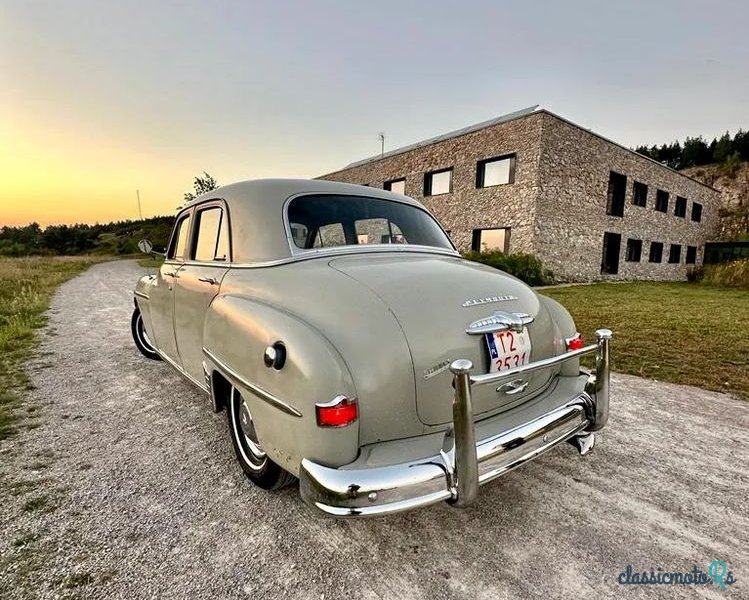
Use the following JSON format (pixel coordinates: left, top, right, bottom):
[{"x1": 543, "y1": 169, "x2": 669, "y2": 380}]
[
  {"x1": 0, "y1": 216, "x2": 174, "y2": 257},
  {"x1": 682, "y1": 162, "x2": 749, "y2": 241}
]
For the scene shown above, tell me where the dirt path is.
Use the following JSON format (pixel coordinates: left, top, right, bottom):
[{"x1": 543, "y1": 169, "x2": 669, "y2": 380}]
[{"x1": 1, "y1": 260, "x2": 747, "y2": 599}]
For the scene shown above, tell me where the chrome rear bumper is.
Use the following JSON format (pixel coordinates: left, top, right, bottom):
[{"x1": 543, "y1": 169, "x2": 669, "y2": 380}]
[{"x1": 300, "y1": 329, "x2": 612, "y2": 517}]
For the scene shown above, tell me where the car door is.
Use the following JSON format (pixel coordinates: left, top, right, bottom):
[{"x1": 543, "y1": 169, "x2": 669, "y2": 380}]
[
  {"x1": 174, "y1": 201, "x2": 231, "y2": 383},
  {"x1": 149, "y1": 209, "x2": 192, "y2": 363}
]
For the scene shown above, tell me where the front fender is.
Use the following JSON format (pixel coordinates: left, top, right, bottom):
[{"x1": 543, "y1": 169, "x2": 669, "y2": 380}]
[
  {"x1": 134, "y1": 275, "x2": 157, "y2": 340},
  {"x1": 202, "y1": 294, "x2": 358, "y2": 475}
]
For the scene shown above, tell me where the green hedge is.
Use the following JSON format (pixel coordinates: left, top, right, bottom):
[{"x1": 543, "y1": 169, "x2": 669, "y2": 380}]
[
  {"x1": 701, "y1": 259, "x2": 749, "y2": 287},
  {"x1": 461, "y1": 251, "x2": 552, "y2": 286}
]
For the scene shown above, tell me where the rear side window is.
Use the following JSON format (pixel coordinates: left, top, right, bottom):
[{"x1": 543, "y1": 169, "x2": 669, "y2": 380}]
[
  {"x1": 169, "y1": 214, "x2": 192, "y2": 260},
  {"x1": 193, "y1": 206, "x2": 229, "y2": 261}
]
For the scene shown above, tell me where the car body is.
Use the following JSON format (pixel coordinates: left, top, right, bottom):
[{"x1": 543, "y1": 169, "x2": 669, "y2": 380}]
[{"x1": 131, "y1": 178, "x2": 611, "y2": 517}]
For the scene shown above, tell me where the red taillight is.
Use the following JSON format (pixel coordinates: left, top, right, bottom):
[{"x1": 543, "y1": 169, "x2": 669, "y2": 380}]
[
  {"x1": 565, "y1": 333, "x2": 585, "y2": 351},
  {"x1": 316, "y1": 396, "x2": 358, "y2": 427}
]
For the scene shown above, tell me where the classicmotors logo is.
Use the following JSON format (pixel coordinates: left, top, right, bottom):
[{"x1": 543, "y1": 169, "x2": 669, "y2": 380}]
[{"x1": 618, "y1": 560, "x2": 737, "y2": 589}]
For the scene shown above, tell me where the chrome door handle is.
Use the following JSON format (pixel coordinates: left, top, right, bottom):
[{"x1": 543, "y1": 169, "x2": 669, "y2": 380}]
[
  {"x1": 198, "y1": 277, "x2": 219, "y2": 285},
  {"x1": 497, "y1": 379, "x2": 530, "y2": 395}
]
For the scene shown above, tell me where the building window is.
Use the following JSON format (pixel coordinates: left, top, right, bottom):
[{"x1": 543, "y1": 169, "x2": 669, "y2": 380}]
[
  {"x1": 632, "y1": 181, "x2": 648, "y2": 207},
  {"x1": 668, "y1": 244, "x2": 682, "y2": 264},
  {"x1": 692, "y1": 202, "x2": 703, "y2": 222},
  {"x1": 655, "y1": 189, "x2": 669, "y2": 212},
  {"x1": 476, "y1": 154, "x2": 515, "y2": 188},
  {"x1": 606, "y1": 171, "x2": 626, "y2": 217},
  {"x1": 675, "y1": 196, "x2": 687, "y2": 218},
  {"x1": 384, "y1": 178, "x2": 406, "y2": 194},
  {"x1": 424, "y1": 168, "x2": 452, "y2": 196},
  {"x1": 601, "y1": 232, "x2": 622, "y2": 274},
  {"x1": 471, "y1": 228, "x2": 510, "y2": 253},
  {"x1": 686, "y1": 246, "x2": 697, "y2": 264},
  {"x1": 649, "y1": 241, "x2": 663, "y2": 263},
  {"x1": 625, "y1": 239, "x2": 642, "y2": 262}
]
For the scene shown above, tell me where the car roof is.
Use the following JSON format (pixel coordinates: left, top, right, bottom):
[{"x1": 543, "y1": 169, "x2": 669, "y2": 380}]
[{"x1": 182, "y1": 178, "x2": 431, "y2": 263}]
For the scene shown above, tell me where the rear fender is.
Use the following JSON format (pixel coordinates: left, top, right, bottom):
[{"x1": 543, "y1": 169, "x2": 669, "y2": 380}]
[
  {"x1": 537, "y1": 294, "x2": 579, "y2": 377},
  {"x1": 202, "y1": 294, "x2": 358, "y2": 476}
]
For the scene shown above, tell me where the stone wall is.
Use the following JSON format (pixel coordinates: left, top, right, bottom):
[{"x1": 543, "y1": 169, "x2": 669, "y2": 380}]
[
  {"x1": 535, "y1": 113, "x2": 722, "y2": 281},
  {"x1": 318, "y1": 109, "x2": 722, "y2": 282},
  {"x1": 318, "y1": 113, "x2": 545, "y2": 254}
]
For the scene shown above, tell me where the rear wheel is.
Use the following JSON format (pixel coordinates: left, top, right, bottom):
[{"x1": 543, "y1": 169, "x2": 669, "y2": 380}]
[
  {"x1": 131, "y1": 307, "x2": 161, "y2": 361},
  {"x1": 227, "y1": 385, "x2": 295, "y2": 489}
]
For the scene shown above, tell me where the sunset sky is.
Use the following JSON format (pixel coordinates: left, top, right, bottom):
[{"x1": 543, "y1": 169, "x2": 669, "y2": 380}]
[{"x1": 2, "y1": 0, "x2": 747, "y2": 227}]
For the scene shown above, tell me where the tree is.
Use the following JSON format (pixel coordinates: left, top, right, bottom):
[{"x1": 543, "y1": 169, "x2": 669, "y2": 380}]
[
  {"x1": 680, "y1": 136, "x2": 711, "y2": 168},
  {"x1": 183, "y1": 172, "x2": 219, "y2": 202},
  {"x1": 713, "y1": 132, "x2": 732, "y2": 163}
]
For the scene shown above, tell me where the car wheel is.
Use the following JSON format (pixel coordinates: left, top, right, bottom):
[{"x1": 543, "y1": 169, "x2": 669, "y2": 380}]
[
  {"x1": 227, "y1": 385, "x2": 295, "y2": 489},
  {"x1": 131, "y1": 307, "x2": 161, "y2": 361}
]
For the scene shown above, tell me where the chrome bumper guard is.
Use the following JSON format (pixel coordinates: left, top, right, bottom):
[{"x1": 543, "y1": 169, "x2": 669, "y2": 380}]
[{"x1": 300, "y1": 329, "x2": 612, "y2": 517}]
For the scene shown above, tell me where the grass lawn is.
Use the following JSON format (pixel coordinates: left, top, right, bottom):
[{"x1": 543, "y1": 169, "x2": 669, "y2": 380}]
[
  {"x1": 542, "y1": 282, "x2": 749, "y2": 401},
  {"x1": 0, "y1": 256, "x2": 106, "y2": 440}
]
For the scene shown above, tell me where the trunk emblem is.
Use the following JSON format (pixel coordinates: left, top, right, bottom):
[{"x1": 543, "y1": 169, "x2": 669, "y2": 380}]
[
  {"x1": 466, "y1": 311, "x2": 534, "y2": 335},
  {"x1": 461, "y1": 295, "x2": 517, "y2": 307}
]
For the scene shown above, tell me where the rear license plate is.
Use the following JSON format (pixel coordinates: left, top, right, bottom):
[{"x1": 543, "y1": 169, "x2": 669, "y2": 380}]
[{"x1": 485, "y1": 328, "x2": 532, "y2": 373}]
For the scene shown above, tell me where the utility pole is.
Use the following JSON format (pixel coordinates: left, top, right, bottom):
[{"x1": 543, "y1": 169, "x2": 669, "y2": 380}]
[
  {"x1": 136, "y1": 189, "x2": 143, "y2": 220},
  {"x1": 378, "y1": 132, "x2": 385, "y2": 157}
]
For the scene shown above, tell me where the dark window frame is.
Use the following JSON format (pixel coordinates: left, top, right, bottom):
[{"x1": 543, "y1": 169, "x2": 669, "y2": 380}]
[
  {"x1": 668, "y1": 244, "x2": 682, "y2": 264},
  {"x1": 423, "y1": 168, "x2": 453, "y2": 196},
  {"x1": 686, "y1": 246, "x2": 697, "y2": 264},
  {"x1": 632, "y1": 181, "x2": 648, "y2": 207},
  {"x1": 606, "y1": 171, "x2": 627, "y2": 217},
  {"x1": 655, "y1": 189, "x2": 669, "y2": 213},
  {"x1": 649, "y1": 241, "x2": 664, "y2": 263},
  {"x1": 475, "y1": 154, "x2": 516, "y2": 188},
  {"x1": 625, "y1": 238, "x2": 643, "y2": 262},
  {"x1": 384, "y1": 178, "x2": 406, "y2": 194},
  {"x1": 691, "y1": 202, "x2": 703, "y2": 222},
  {"x1": 674, "y1": 196, "x2": 687, "y2": 218},
  {"x1": 470, "y1": 227, "x2": 511, "y2": 253}
]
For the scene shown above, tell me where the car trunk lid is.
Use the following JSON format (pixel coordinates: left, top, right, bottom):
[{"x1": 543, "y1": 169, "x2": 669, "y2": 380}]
[{"x1": 329, "y1": 253, "x2": 559, "y2": 426}]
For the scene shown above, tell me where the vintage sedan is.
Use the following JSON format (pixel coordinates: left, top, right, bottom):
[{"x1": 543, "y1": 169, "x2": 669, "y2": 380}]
[{"x1": 131, "y1": 179, "x2": 611, "y2": 516}]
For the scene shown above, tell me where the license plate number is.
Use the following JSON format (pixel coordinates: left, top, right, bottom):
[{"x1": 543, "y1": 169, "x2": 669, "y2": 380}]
[{"x1": 485, "y1": 328, "x2": 532, "y2": 373}]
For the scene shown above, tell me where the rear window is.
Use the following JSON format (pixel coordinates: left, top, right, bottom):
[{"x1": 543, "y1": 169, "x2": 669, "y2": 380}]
[{"x1": 287, "y1": 195, "x2": 452, "y2": 251}]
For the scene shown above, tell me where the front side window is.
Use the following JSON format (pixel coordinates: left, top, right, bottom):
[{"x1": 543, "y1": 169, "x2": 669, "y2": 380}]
[
  {"x1": 169, "y1": 214, "x2": 192, "y2": 260},
  {"x1": 193, "y1": 206, "x2": 229, "y2": 262},
  {"x1": 288, "y1": 194, "x2": 452, "y2": 251},
  {"x1": 424, "y1": 168, "x2": 452, "y2": 196}
]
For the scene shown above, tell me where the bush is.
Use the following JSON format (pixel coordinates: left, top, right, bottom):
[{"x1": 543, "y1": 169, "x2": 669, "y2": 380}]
[
  {"x1": 702, "y1": 259, "x2": 749, "y2": 288},
  {"x1": 462, "y1": 251, "x2": 552, "y2": 286},
  {"x1": 686, "y1": 266, "x2": 704, "y2": 283}
]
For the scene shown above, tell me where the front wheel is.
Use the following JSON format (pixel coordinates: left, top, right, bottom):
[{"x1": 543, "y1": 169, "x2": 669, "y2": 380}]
[
  {"x1": 131, "y1": 306, "x2": 161, "y2": 361},
  {"x1": 227, "y1": 385, "x2": 295, "y2": 489}
]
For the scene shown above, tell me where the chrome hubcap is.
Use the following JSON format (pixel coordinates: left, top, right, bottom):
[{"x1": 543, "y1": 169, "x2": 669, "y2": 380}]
[{"x1": 231, "y1": 387, "x2": 266, "y2": 469}]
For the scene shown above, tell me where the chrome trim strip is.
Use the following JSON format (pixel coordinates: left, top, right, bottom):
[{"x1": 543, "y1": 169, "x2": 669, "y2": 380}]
[
  {"x1": 158, "y1": 350, "x2": 210, "y2": 394},
  {"x1": 134, "y1": 290, "x2": 149, "y2": 300},
  {"x1": 224, "y1": 245, "x2": 461, "y2": 270},
  {"x1": 202, "y1": 347, "x2": 303, "y2": 418}
]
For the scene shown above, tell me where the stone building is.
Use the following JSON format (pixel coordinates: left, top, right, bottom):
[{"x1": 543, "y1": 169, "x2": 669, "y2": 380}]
[{"x1": 318, "y1": 106, "x2": 721, "y2": 281}]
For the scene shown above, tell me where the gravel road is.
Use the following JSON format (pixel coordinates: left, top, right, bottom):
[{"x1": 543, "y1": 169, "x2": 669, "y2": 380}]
[{"x1": 1, "y1": 260, "x2": 747, "y2": 600}]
